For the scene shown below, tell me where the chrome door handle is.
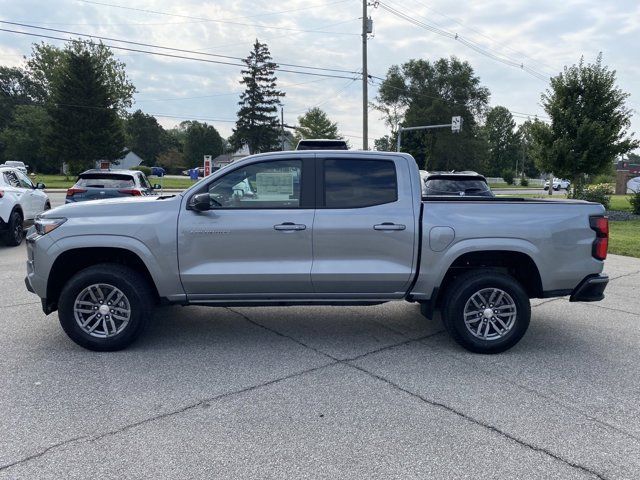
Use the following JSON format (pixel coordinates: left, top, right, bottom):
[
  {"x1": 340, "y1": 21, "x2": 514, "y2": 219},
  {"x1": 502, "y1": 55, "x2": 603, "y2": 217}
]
[
  {"x1": 274, "y1": 222, "x2": 307, "y2": 231},
  {"x1": 374, "y1": 222, "x2": 406, "y2": 231}
]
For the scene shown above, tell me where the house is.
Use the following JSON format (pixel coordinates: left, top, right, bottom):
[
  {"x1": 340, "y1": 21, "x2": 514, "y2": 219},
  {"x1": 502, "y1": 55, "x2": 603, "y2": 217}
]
[
  {"x1": 62, "y1": 150, "x2": 144, "y2": 174},
  {"x1": 212, "y1": 145, "x2": 250, "y2": 169},
  {"x1": 96, "y1": 151, "x2": 143, "y2": 170}
]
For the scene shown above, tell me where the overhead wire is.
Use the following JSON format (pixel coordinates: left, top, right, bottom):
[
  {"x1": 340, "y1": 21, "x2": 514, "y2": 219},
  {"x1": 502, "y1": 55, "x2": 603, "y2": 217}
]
[
  {"x1": 0, "y1": 27, "x2": 360, "y2": 80},
  {"x1": 375, "y1": 1, "x2": 550, "y2": 82},
  {"x1": 0, "y1": 21, "x2": 361, "y2": 75},
  {"x1": 19, "y1": 0, "x2": 353, "y2": 26},
  {"x1": 75, "y1": 0, "x2": 359, "y2": 35}
]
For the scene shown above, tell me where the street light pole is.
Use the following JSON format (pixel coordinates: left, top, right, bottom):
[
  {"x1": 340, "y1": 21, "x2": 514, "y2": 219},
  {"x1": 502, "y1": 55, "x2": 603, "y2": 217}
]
[{"x1": 362, "y1": 0, "x2": 368, "y2": 150}]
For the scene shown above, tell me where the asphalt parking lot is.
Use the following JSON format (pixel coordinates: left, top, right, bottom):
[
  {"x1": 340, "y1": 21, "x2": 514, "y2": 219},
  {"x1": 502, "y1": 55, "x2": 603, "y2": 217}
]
[{"x1": 1, "y1": 243, "x2": 639, "y2": 479}]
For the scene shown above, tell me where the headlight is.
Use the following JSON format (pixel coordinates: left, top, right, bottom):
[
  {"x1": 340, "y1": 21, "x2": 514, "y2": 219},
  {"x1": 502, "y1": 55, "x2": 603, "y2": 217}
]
[{"x1": 35, "y1": 217, "x2": 67, "y2": 235}]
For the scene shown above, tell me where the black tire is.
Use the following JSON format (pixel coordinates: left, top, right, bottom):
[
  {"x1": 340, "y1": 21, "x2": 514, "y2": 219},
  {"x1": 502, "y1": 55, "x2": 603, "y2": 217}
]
[
  {"x1": 441, "y1": 271, "x2": 531, "y2": 354},
  {"x1": 3, "y1": 210, "x2": 24, "y2": 247},
  {"x1": 58, "y1": 264, "x2": 153, "y2": 351}
]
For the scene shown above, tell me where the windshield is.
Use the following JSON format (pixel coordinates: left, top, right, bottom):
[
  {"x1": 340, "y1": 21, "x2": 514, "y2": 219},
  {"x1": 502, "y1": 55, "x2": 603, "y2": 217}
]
[
  {"x1": 424, "y1": 178, "x2": 492, "y2": 196},
  {"x1": 76, "y1": 174, "x2": 135, "y2": 189}
]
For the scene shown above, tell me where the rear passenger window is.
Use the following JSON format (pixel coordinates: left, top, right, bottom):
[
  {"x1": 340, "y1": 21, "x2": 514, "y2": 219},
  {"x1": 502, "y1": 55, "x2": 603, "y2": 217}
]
[{"x1": 324, "y1": 159, "x2": 397, "y2": 208}]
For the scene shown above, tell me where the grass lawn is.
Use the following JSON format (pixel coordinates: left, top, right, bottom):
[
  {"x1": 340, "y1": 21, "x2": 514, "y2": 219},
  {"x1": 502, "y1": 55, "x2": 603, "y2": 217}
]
[
  {"x1": 488, "y1": 183, "x2": 539, "y2": 189},
  {"x1": 609, "y1": 220, "x2": 640, "y2": 258},
  {"x1": 34, "y1": 174, "x2": 195, "y2": 190},
  {"x1": 609, "y1": 195, "x2": 632, "y2": 212}
]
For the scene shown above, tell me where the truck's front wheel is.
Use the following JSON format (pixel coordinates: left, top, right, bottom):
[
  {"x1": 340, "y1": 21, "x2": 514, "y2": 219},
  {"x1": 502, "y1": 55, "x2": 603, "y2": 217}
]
[
  {"x1": 58, "y1": 264, "x2": 153, "y2": 351},
  {"x1": 442, "y1": 271, "x2": 530, "y2": 354}
]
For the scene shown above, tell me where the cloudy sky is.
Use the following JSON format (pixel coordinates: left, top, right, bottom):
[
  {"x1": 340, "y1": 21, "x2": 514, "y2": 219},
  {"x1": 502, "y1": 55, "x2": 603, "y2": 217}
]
[{"x1": 1, "y1": 0, "x2": 639, "y2": 149}]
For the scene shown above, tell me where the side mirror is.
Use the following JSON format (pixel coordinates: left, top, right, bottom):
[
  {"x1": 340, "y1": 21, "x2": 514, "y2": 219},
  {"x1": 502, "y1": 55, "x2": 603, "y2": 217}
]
[
  {"x1": 189, "y1": 193, "x2": 211, "y2": 211},
  {"x1": 153, "y1": 184, "x2": 162, "y2": 190},
  {"x1": 36, "y1": 182, "x2": 46, "y2": 189}
]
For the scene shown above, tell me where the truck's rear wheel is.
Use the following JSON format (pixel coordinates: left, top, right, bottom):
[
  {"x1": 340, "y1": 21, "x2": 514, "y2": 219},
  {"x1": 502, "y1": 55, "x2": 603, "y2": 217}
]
[
  {"x1": 441, "y1": 271, "x2": 530, "y2": 354},
  {"x1": 58, "y1": 264, "x2": 153, "y2": 351}
]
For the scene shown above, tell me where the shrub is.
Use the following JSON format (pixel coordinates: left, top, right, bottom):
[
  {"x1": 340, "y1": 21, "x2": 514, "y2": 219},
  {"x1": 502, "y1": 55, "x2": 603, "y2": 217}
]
[
  {"x1": 519, "y1": 176, "x2": 529, "y2": 187},
  {"x1": 501, "y1": 169, "x2": 515, "y2": 185},
  {"x1": 630, "y1": 191, "x2": 640, "y2": 215},
  {"x1": 132, "y1": 165, "x2": 151, "y2": 176},
  {"x1": 573, "y1": 183, "x2": 613, "y2": 209}
]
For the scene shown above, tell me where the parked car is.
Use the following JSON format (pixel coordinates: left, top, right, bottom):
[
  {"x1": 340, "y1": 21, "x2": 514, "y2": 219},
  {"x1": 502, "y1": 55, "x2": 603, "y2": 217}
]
[
  {"x1": 0, "y1": 166, "x2": 50, "y2": 246},
  {"x1": 423, "y1": 171, "x2": 494, "y2": 197},
  {"x1": 627, "y1": 177, "x2": 640, "y2": 194},
  {"x1": 544, "y1": 178, "x2": 571, "y2": 191},
  {"x1": 182, "y1": 167, "x2": 206, "y2": 178},
  {"x1": 1, "y1": 161, "x2": 29, "y2": 174},
  {"x1": 296, "y1": 139, "x2": 348, "y2": 150},
  {"x1": 65, "y1": 169, "x2": 161, "y2": 204},
  {"x1": 26, "y1": 151, "x2": 608, "y2": 353},
  {"x1": 150, "y1": 166, "x2": 165, "y2": 177}
]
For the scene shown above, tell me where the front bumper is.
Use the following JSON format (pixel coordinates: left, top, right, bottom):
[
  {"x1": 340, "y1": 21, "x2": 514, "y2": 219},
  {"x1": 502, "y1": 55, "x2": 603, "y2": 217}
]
[{"x1": 570, "y1": 274, "x2": 609, "y2": 302}]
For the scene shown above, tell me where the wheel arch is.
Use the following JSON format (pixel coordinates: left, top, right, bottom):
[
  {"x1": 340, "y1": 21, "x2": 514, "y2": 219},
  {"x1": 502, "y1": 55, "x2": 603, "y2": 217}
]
[{"x1": 46, "y1": 246, "x2": 160, "y2": 313}]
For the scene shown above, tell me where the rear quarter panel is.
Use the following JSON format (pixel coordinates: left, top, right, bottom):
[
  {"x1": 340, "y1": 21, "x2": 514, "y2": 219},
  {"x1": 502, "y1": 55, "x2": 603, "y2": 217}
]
[{"x1": 411, "y1": 200, "x2": 606, "y2": 299}]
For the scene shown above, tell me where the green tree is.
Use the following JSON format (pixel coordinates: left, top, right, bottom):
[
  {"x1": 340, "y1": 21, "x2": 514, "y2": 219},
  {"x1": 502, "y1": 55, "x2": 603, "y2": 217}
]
[
  {"x1": 47, "y1": 48, "x2": 125, "y2": 174},
  {"x1": 293, "y1": 107, "x2": 342, "y2": 144},
  {"x1": 124, "y1": 110, "x2": 167, "y2": 164},
  {"x1": 231, "y1": 40, "x2": 285, "y2": 154},
  {"x1": 0, "y1": 105, "x2": 52, "y2": 172},
  {"x1": 0, "y1": 66, "x2": 45, "y2": 133},
  {"x1": 516, "y1": 119, "x2": 541, "y2": 178},
  {"x1": 374, "y1": 57, "x2": 490, "y2": 171},
  {"x1": 182, "y1": 121, "x2": 224, "y2": 167},
  {"x1": 483, "y1": 106, "x2": 521, "y2": 177},
  {"x1": 25, "y1": 41, "x2": 135, "y2": 114},
  {"x1": 532, "y1": 54, "x2": 638, "y2": 188}
]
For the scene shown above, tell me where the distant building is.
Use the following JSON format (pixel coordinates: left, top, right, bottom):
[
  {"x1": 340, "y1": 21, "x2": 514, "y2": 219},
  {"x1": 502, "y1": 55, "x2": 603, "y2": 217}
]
[
  {"x1": 212, "y1": 145, "x2": 250, "y2": 170},
  {"x1": 62, "y1": 150, "x2": 143, "y2": 174},
  {"x1": 96, "y1": 151, "x2": 143, "y2": 170}
]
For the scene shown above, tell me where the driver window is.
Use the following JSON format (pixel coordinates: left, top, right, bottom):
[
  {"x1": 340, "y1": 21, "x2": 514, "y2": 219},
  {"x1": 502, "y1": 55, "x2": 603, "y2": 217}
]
[
  {"x1": 15, "y1": 171, "x2": 34, "y2": 189},
  {"x1": 207, "y1": 159, "x2": 302, "y2": 209}
]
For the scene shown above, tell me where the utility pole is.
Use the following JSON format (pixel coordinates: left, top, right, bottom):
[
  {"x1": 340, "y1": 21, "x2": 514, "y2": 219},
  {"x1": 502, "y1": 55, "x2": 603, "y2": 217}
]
[
  {"x1": 362, "y1": 0, "x2": 368, "y2": 150},
  {"x1": 281, "y1": 106, "x2": 285, "y2": 151}
]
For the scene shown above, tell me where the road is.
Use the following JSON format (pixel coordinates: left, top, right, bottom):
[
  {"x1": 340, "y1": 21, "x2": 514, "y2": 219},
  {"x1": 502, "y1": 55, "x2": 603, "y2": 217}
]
[{"x1": 1, "y1": 244, "x2": 639, "y2": 478}]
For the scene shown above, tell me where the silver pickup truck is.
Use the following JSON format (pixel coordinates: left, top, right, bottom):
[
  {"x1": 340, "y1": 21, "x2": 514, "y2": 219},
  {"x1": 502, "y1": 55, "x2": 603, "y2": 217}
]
[{"x1": 25, "y1": 151, "x2": 609, "y2": 353}]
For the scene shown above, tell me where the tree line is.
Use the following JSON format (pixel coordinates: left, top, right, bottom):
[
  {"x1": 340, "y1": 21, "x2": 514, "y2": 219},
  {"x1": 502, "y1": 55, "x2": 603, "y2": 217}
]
[
  {"x1": 0, "y1": 39, "x2": 343, "y2": 175},
  {"x1": 0, "y1": 38, "x2": 636, "y2": 184},
  {"x1": 374, "y1": 54, "x2": 637, "y2": 186}
]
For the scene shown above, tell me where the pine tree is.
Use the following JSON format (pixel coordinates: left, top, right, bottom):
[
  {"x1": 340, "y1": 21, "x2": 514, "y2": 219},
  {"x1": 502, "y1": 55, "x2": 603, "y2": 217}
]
[
  {"x1": 231, "y1": 40, "x2": 285, "y2": 154},
  {"x1": 47, "y1": 48, "x2": 124, "y2": 174}
]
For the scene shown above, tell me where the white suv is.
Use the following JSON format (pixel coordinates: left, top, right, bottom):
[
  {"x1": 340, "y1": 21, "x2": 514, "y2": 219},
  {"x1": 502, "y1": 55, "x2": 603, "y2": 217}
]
[{"x1": 0, "y1": 167, "x2": 50, "y2": 246}]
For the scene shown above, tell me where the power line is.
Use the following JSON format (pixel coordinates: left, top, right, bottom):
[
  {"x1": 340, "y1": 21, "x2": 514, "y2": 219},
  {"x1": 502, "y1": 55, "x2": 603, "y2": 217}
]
[
  {"x1": 20, "y1": 0, "x2": 352, "y2": 27},
  {"x1": 399, "y1": 0, "x2": 559, "y2": 75},
  {"x1": 0, "y1": 21, "x2": 361, "y2": 75},
  {"x1": 0, "y1": 27, "x2": 360, "y2": 80},
  {"x1": 76, "y1": 0, "x2": 360, "y2": 36},
  {"x1": 375, "y1": 1, "x2": 549, "y2": 82},
  {"x1": 138, "y1": 77, "x2": 334, "y2": 102}
]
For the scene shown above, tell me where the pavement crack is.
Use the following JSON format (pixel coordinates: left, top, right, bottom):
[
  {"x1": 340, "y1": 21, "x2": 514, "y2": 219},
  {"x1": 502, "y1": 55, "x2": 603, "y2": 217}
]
[
  {"x1": 226, "y1": 307, "x2": 339, "y2": 361},
  {"x1": 0, "y1": 361, "x2": 337, "y2": 473},
  {"x1": 0, "y1": 435, "x2": 89, "y2": 472},
  {"x1": 429, "y1": 347, "x2": 640, "y2": 444},
  {"x1": 226, "y1": 306, "x2": 444, "y2": 363},
  {"x1": 346, "y1": 362, "x2": 607, "y2": 480},
  {"x1": 607, "y1": 270, "x2": 640, "y2": 282}
]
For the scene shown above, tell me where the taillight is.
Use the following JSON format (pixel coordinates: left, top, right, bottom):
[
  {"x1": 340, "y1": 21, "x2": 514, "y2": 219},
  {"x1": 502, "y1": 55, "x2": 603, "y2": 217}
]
[
  {"x1": 118, "y1": 189, "x2": 142, "y2": 196},
  {"x1": 66, "y1": 188, "x2": 87, "y2": 197},
  {"x1": 0, "y1": 190, "x2": 4, "y2": 198},
  {"x1": 589, "y1": 216, "x2": 608, "y2": 261}
]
